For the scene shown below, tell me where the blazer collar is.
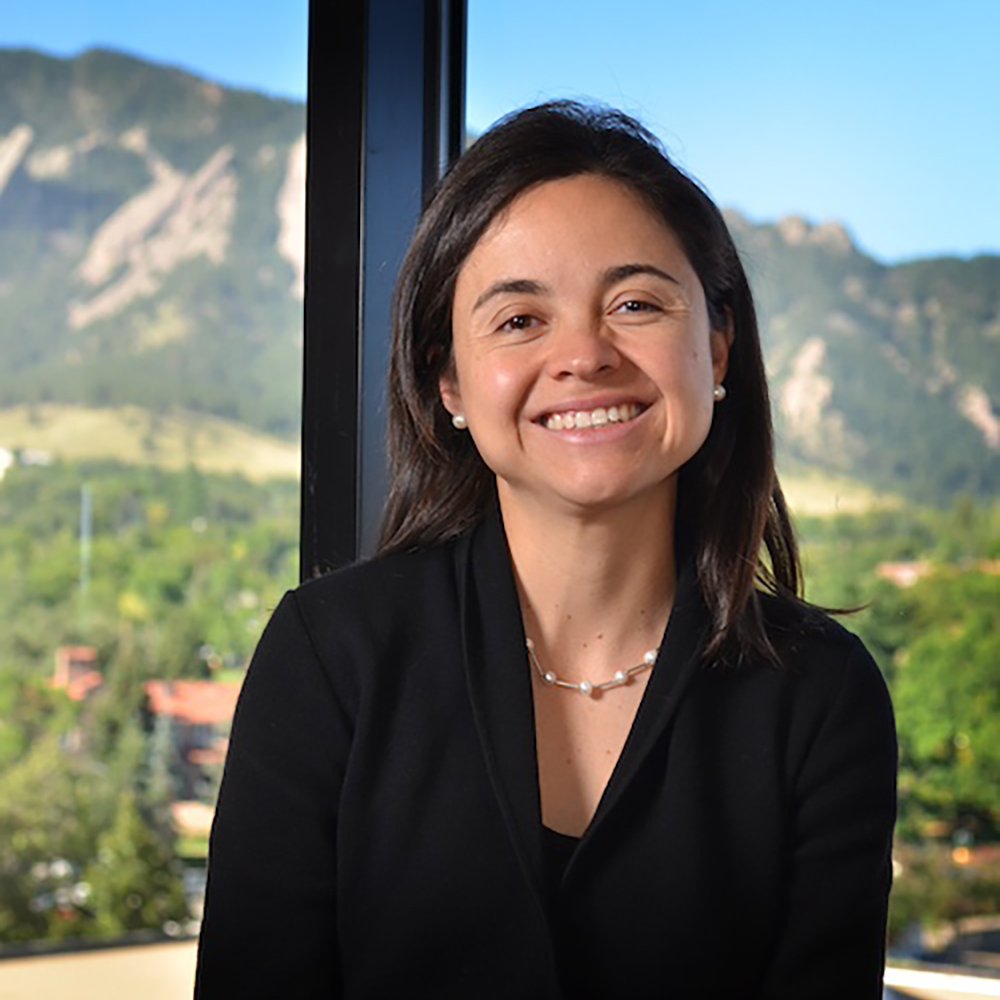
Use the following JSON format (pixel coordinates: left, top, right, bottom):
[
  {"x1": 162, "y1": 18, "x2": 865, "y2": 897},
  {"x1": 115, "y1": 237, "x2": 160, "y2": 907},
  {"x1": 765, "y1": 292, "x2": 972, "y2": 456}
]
[
  {"x1": 456, "y1": 506, "x2": 545, "y2": 906},
  {"x1": 456, "y1": 502, "x2": 713, "y2": 896}
]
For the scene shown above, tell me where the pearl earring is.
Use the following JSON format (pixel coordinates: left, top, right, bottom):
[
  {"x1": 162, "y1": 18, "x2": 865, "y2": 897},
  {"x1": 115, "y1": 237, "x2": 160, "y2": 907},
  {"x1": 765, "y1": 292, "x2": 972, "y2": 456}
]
[
  {"x1": 713, "y1": 384, "x2": 727, "y2": 403},
  {"x1": 451, "y1": 413, "x2": 468, "y2": 430}
]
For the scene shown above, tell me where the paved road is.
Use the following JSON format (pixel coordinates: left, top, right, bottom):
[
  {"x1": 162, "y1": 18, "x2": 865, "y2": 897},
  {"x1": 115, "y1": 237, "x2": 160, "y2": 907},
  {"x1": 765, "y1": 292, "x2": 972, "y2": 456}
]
[{"x1": 0, "y1": 940, "x2": 197, "y2": 999}]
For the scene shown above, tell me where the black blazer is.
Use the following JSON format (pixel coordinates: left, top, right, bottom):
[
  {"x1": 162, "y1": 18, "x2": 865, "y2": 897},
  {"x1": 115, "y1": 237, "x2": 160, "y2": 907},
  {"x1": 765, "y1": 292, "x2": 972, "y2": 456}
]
[{"x1": 195, "y1": 510, "x2": 897, "y2": 999}]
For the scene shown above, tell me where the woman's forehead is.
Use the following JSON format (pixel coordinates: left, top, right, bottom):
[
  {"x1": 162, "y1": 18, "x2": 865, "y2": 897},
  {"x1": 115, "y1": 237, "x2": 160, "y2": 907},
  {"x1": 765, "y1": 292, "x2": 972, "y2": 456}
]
[{"x1": 454, "y1": 174, "x2": 696, "y2": 298}]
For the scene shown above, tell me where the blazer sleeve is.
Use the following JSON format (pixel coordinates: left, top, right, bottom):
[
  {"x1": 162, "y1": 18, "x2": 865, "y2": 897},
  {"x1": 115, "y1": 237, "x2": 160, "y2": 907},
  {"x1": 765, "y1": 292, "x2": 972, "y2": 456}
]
[
  {"x1": 195, "y1": 590, "x2": 353, "y2": 998},
  {"x1": 758, "y1": 635, "x2": 898, "y2": 1000}
]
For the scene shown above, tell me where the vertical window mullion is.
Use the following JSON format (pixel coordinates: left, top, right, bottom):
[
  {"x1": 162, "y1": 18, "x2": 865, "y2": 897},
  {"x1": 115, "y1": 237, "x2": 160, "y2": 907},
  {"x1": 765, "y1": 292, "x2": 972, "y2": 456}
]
[{"x1": 301, "y1": 0, "x2": 466, "y2": 579}]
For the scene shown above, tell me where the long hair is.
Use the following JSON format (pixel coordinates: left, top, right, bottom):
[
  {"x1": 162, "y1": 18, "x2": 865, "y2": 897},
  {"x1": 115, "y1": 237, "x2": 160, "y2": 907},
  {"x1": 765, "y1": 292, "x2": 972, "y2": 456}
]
[{"x1": 379, "y1": 101, "x2": 801, "y2": 664}]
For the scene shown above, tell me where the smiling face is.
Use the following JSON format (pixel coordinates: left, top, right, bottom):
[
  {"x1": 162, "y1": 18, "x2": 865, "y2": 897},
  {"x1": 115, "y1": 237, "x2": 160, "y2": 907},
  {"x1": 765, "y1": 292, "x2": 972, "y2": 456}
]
[{"x1": 441, "y1": 173, "x2": 731, "y2": 521}]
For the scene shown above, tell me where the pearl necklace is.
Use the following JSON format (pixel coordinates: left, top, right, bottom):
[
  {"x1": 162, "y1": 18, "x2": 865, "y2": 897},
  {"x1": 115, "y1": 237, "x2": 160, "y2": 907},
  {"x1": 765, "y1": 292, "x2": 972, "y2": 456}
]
[{"x1": 525, "y1": 637, "x2": 658, "y2": 697}]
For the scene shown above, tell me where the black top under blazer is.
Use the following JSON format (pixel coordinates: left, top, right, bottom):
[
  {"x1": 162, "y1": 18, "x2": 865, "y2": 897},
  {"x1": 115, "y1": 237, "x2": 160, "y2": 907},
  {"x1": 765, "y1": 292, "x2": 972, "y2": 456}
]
[{"x1": 195, "y1": 509, "x2": 897, "y2": 999}]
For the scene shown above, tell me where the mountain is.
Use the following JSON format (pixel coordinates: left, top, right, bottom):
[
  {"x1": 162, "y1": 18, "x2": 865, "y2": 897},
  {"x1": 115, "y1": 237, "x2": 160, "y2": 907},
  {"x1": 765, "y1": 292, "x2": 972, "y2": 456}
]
[
  {"x1": 0, "y1": 48, "x2": 996, "y2": 504},
  {"x1": 726, "y1": 213, "x2": 998, "y2": 502},
  {"x1": 0, "y1": 47, "x2": 304, "y2": 438}
]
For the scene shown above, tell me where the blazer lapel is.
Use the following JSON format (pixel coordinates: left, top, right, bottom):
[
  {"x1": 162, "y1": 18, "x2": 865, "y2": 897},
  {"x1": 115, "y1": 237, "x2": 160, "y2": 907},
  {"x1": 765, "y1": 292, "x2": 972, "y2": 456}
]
[
  {"x1": 583, "y1": 556, "x2": 713, "y2": 844},
  {"x1": 456, "y1": 508, "x2": 547, "y2": 909},
  {"x1": 456, "y1": 506, "x2": 714, "y2": 888}
]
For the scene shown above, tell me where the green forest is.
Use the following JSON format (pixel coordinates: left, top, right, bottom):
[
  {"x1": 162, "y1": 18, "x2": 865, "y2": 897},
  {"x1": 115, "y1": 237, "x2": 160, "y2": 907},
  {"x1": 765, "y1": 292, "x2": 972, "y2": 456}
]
[
  {"x1": 0, "y1": 458, "x2": 996, "y2": 948},
  {"x1": 0, "y1": 460, "x2": 297, "y2": 945}
]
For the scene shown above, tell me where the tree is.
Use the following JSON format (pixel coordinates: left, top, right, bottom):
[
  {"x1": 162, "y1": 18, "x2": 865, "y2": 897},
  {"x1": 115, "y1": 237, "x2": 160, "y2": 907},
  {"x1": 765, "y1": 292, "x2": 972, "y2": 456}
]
[
  {"x1": 891, "y1": 570, "x2": 1000, "y2": 838},
  {"x1": 83, "y1": 791, "x2": 188, "y2": 936},
  {"x1": 0, "y1": 735, "x2": 98, "y2": 943}
]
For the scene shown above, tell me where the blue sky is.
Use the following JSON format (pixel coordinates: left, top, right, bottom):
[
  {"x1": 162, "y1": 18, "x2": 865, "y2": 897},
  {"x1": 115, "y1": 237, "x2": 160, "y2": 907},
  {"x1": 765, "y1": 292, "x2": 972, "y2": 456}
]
[{"x1": 3, "y1": 0, "x2": 997, "y2": 262}]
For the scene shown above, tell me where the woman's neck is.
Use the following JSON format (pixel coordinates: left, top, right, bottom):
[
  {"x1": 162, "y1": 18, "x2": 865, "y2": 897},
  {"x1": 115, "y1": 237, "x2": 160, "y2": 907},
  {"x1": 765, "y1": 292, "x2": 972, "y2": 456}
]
[{"x1": 498, "y1": 484, "x2": 677, "y2": 682}]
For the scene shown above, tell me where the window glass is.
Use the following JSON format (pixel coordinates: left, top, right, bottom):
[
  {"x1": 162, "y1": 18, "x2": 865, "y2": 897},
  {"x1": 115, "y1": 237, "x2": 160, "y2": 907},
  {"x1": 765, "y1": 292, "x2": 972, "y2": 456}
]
[
  {"x1": 0, "y1": 1, "x2": 306, "y2": 973},
  {"x1": 467, "y1": 0, "x2": 1000, "y2": 974}
]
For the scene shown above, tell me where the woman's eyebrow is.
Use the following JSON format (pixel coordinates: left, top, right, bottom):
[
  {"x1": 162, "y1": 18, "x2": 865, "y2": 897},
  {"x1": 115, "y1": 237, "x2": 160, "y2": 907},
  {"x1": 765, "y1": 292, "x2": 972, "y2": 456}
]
[
  {"x1": 471, "y1": 264, "x2": 680, "y2": 314},
  {"x1": 472, "y1": 278, "x2": 549, "y2": 313},
  {"x1": 603, "y1": 262, "x2": 682, "y2": 288}
]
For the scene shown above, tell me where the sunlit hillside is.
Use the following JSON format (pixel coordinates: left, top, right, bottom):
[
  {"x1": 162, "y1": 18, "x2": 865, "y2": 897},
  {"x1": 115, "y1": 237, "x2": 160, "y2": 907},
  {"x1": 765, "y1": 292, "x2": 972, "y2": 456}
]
[{"x1": 0, "y1": 404, "x2": 298, "y2": 481}]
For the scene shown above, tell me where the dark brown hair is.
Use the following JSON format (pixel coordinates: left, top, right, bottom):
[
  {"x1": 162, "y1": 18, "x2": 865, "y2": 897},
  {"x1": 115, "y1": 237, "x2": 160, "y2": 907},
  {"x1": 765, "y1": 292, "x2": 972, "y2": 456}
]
[{"x1": 379, "y1": 101, "x2": 801, "y2": 664}]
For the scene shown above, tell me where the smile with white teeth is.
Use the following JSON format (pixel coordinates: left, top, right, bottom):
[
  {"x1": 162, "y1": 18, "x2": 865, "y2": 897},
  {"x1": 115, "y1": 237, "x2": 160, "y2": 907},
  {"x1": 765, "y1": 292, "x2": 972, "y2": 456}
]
[{"x1": 543, "y1": 403, "x2": 644, "y2": 431}]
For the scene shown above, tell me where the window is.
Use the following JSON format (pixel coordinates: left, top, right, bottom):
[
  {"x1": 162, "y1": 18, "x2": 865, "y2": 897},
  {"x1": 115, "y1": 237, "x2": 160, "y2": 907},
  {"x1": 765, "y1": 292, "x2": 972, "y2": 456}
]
[
  {"x1": 466, "y1": 0, "x2": 999, "y2": 970},
  {"x1": 0, "y1": 3, "x2": 306, "y2": 957}
]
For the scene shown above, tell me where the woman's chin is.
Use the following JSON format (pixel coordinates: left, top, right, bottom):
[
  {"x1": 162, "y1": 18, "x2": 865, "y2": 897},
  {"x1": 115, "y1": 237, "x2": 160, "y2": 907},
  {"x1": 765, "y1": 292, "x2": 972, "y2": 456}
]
[{"x1": 499, "y1": 473, "x2": 677, "y2": 522}]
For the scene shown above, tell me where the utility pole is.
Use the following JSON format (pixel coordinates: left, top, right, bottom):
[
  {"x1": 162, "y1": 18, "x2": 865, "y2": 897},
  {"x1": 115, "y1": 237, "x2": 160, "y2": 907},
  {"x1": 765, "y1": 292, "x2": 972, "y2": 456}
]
[{"x1": 79, "y1": 482, "x2": 92, "y2": 628}]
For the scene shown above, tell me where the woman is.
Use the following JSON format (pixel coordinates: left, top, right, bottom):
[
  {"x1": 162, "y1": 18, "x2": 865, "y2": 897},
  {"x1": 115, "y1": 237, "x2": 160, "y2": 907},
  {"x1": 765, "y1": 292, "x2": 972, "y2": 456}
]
[{"x1": 196, "y1": 102, "x2": 897, "y2": 998}]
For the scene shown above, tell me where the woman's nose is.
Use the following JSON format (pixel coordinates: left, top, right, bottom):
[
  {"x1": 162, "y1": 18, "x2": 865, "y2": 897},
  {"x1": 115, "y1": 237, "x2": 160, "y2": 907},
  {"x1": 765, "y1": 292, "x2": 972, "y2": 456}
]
[{"x1": 547, "y1": 319, "x2": 621, "y2": 379}]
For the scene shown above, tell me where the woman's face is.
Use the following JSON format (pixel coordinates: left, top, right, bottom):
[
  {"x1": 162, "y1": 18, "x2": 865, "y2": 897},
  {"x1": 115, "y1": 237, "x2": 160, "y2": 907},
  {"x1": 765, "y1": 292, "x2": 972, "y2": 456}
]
[{"x1": 441, "y1": 173, "x2": 730, "y2": 520}]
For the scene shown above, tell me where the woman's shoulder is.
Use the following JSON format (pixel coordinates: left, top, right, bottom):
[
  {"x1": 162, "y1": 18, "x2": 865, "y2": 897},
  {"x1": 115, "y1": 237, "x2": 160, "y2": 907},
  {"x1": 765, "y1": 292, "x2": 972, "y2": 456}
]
[
  {"x1": 276, "y1": 539, "x2": 464, "y2": 655},
  {"x1": 296, "y1": 540, "x2": 458, "y2": 607},
  {"x1": 245, "y1": 541, "x2": 466, "y2": 713},
  {"x1": 753, "y1": 592, "x2": 889, "y2": 700},
  {"x1": 755, "y1": 590, "x2": 859, "y2": 654}
]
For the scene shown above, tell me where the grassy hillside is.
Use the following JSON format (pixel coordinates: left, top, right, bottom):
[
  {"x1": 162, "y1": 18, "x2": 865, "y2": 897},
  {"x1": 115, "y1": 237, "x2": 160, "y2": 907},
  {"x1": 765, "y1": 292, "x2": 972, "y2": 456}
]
[
  {"x1": 778, "y1": 468, "x2": 900, "y2": 516},
  {"x1": 0, "y1": 404, "x2": 299, "y2": 481}
]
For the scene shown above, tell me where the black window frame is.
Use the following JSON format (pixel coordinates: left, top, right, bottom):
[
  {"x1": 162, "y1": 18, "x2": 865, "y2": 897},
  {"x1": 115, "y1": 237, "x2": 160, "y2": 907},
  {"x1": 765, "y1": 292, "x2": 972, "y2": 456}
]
[{"x1": 300, "y1": 0, "x2": 466, "y2": 579}]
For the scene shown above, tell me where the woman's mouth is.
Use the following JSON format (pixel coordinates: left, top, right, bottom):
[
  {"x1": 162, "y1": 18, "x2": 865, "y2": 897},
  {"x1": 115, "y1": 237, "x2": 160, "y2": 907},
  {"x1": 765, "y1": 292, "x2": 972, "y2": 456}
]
[{"x1": 541, "y1": 402, "x2": 646, "y2": 431}]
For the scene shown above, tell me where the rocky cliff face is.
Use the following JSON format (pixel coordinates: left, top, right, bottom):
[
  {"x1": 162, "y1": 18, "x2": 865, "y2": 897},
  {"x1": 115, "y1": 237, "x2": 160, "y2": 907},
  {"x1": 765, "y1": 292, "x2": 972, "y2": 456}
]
[
  {"x1": 726, "y1": 211, "x2": 998, "y2": 501},
  {"x1": 0, "y1": 48, "x2": 304, "y2": 437},
  {"x1": 0, "y1": 48, "x2": 995, "y2": 503}
]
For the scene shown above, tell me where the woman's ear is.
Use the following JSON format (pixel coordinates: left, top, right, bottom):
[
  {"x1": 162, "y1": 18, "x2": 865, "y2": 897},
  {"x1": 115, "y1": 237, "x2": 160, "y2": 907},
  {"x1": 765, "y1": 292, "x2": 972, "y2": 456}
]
[
  {"x1": 438, "y1": 366, "x2": 463, "y2": 419},
  {"x1": 710, "y1": 308, "x2": 735, "y2": 384}
]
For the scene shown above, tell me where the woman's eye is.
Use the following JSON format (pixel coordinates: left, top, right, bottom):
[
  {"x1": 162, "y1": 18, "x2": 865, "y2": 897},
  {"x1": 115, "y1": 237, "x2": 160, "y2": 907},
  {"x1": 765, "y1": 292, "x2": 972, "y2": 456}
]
[
  {"x1": 499, "y1": 314, "x2": 536, "y2": 332},
  {"x1": 615, "y1": 299, "x2": 659, "y2": 314}
]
